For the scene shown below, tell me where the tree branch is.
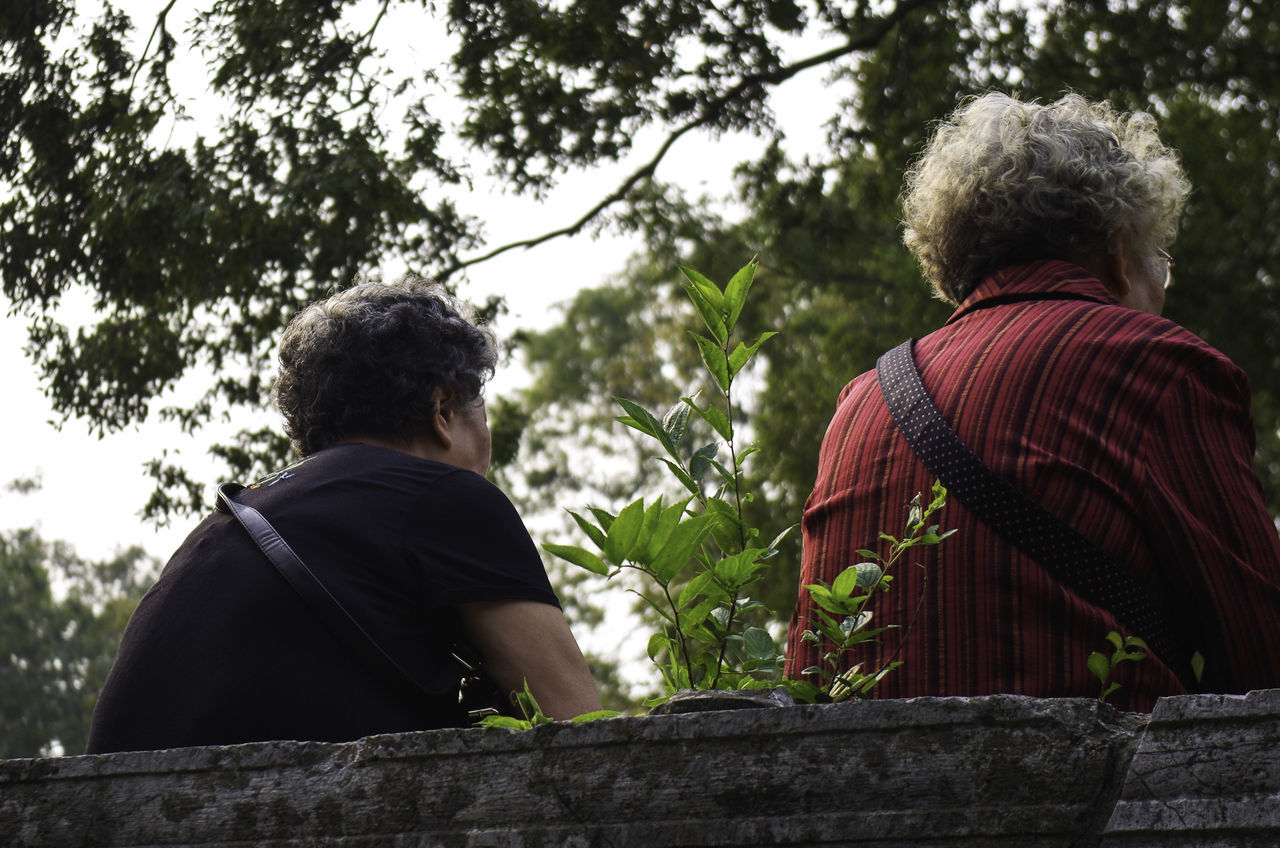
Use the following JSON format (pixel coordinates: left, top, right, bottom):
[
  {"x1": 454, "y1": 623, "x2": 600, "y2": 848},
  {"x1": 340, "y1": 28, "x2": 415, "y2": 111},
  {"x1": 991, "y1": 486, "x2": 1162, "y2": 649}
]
[
  {"x1": 437, "y1": 0, "x2": 941, "y2": 282},
  {"x1": 127, "y1": 0, "x2": 180, "y2": 98}
]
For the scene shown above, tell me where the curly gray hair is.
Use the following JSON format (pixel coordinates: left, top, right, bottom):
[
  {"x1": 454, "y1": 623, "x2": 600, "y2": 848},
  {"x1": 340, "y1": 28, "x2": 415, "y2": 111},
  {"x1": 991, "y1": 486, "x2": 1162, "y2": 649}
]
[
  {"x1": 901, "y1": 92, "x2": 1191, "y2": 303},
  {"x1": 274, "y1": 276, "x2": 497, "y2": 457}
]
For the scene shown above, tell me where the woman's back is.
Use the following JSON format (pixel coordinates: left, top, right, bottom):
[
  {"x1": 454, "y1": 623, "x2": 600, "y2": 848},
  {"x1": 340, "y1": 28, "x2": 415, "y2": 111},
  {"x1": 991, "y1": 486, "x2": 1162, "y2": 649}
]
[{"x1": 87, "y1": 444, "x2": 557, "y2": 752}]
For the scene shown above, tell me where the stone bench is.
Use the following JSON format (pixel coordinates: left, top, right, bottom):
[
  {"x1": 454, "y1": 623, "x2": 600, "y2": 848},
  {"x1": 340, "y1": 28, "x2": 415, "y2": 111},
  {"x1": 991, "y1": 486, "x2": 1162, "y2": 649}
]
[{"x1": 3, "y1": 689, "x2": 1278, "y2": 846}]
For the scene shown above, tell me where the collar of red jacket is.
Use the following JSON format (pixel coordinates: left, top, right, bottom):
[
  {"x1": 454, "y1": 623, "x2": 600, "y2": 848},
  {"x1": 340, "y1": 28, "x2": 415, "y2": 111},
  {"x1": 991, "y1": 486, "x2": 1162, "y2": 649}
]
[{"x1": 947, "y1": 259, "x2": 1120, "y2": 324}]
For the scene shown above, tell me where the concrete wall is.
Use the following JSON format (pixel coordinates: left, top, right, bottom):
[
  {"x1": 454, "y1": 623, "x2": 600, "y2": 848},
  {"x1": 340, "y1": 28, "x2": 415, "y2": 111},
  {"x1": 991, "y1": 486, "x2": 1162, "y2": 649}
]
[{"x1": 2, "y1": 689, "x2": 1278, "y2": 847}]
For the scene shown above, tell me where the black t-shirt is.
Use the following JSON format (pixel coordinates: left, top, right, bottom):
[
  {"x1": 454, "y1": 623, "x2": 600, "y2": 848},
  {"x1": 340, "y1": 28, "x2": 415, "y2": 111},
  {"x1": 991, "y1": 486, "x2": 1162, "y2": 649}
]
[{"x1": 87, "y1": 445, "x2": 558, "y2": 753}]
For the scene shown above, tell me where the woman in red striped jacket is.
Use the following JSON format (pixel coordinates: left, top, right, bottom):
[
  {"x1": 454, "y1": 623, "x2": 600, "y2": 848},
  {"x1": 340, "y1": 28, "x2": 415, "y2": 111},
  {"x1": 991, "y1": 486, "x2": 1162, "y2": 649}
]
[{"x1": 786, "y1": 93, "x2": 1280, "y2": 712}]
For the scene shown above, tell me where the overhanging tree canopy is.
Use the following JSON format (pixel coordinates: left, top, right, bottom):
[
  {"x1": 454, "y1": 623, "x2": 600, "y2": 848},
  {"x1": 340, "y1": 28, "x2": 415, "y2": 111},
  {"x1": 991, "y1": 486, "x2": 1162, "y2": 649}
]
[{"x1": 2, "y1": 0, "x2": 1276, "y2": 532}]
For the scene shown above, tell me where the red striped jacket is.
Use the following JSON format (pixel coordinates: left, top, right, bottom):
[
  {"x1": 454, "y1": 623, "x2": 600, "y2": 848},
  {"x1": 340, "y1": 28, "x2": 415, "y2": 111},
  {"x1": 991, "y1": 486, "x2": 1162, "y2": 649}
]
[{"x1": 785, "y1": 260, "x2": 1280, "y2": 711}]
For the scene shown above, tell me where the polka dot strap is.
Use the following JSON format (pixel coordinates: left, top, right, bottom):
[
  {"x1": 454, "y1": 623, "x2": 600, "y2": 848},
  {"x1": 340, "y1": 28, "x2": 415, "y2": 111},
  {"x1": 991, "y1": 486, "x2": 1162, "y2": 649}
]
[{"x1": 876, "y1": 340, "x2": 1189, "y2": 680}]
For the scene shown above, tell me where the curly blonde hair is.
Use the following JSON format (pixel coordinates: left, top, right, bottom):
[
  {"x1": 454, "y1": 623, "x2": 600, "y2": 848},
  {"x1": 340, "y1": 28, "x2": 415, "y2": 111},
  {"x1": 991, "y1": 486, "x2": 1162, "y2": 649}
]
[{"x1": 901, "y1": 92, "x2": 1190, "y2": 304}]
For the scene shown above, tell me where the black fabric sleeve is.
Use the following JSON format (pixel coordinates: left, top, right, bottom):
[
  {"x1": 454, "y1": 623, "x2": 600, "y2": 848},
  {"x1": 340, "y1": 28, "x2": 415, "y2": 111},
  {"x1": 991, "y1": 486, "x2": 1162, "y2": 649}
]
[{"x1": 406, "y1": 470, "x2": 561, "y2": 609}]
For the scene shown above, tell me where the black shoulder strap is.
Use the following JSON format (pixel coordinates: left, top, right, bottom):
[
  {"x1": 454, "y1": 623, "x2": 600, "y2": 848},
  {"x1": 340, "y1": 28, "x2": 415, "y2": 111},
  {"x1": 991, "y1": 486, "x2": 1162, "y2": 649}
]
[
  {"x1": 875, "y1": 340, "x2": 1192, "y2": 683},
  {"x1": 215, "y1": 483, "x2": 449, "y2": 699}
]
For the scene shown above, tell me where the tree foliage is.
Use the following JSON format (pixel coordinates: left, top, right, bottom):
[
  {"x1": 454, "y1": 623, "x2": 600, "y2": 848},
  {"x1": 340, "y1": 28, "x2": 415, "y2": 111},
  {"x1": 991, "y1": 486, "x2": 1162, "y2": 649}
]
[
  {"x1": 2, "y1": 0, "x2": 962, "y2": 517},
  {"x1": 0, "y1": 528, "x2": 157, "y2": 758}
]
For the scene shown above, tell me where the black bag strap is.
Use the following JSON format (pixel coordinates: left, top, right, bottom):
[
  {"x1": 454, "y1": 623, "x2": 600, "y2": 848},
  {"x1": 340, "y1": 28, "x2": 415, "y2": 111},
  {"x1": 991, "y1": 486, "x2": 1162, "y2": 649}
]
[
  {"x1": 875, "y1": 340, "x2": 1192, "y2": 683},
  {"x1": 215, "y1": 483, "x2": 490, "y2": 711}
]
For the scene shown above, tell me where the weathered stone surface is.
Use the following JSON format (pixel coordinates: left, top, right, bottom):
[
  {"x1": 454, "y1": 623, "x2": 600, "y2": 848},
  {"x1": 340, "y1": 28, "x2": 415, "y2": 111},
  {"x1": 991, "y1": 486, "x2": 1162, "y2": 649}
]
[
  {"x1": 8, "y1": 692, "x2": 1280, "y2": 846},
  {"x1": 0, "y1": 695, "x2": 1144, "y2": 847},
  {"x1": 1102, "y1": 688, "x2": 1280, "y2": 847}
]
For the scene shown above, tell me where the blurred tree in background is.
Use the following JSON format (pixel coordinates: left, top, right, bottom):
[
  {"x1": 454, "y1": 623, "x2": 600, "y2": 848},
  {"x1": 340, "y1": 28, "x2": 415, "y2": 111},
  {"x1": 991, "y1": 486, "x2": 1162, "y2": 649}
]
[{"x1": 0, "y1": 526, "x2": 156, "y2": 757}]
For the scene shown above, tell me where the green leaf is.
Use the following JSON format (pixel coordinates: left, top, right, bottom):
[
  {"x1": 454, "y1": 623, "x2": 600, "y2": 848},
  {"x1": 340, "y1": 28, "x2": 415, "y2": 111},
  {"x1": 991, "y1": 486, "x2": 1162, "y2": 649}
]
[
  {"x1": 637, "y1": 498, "x2": 664, "y2": 551},
  {"x1": 571, "y1": 710, "x2": 622, "y2": 722},
  {"x1": 542, "y1": 543, "x2": 611, "y2": 576},
  {"x1": 647, "y1": 631, "x2": 672, "y2": 661},
  {"x1": 678, "y1": 265, "x2": 728, "y2": 341},
  {"x1": 804, "y1": 583, "x2": 836, "y2": 613},
  {"x1": 727, "y1": 331, "x2": 779, "y2": 379},
  {"x1": 778, "y1": 678, "x2": 825, "y2": 704},
  {"x1": 568, "y1": 510, "x2": 606, "y2": 550},
  {"x1": 677, "y1": 570, "x2": 713, "y2": 608},
  {"x1": 690, "y1": 331, "x2": 730, "y2": 392},
  {"x1": 614, "y1": 397, "x2": 676, "y2": 455},
  {"x1": 639, "y1": 497, "x2": 692, "y2": 562},
  {"x1": 683, "y1": 284, "x2": 728, "y2": 346},
  {"x1": 765, "y1": 523, "x2": 797, "y2": 557},
  {"x1": 649, "y1": 514, "x2": 712, "y2": 583},
  {"x1": 682, "y1": 595, "x2": 719, "y2": 630},
  {"x1": 689, "y1": 443, "x2": 718, "y2": 482},
  {"x1": 831, "y1": 562, "x2": 881, "y2": 599},
  {"x1": 712, "y1": 548, "x2": 769, "y2": 591},
  {"x1": 846, "y1": 610, "x2": 874, "y2": 634},
  {"x1": 743, "y1": 626, "x2": 776, "y2": 661},
  {"x1": 588, "y1": 507, "x2": 616, "y2": 532},
  {"x1": 906, "y1": 493, "x2": 924, "y2": 531},
  {"x1": 662, "y1": 400, "x2": 691, "y2": 448},
  {"x1": 476, "y1": 715, "x2": 529, "y2": 731},
  {"x1": 1087, "y1": 651, "x2": 1111, "y2": 683},
  {"x1": 614, "y1": 410, "x2": 656, "y2": 439},
  {"x1": 603, "y1": 499, "x2": 645, "y2": 564},
  {"x1": 678, "y1": 264, "x2": 726, "y2": 313},
  {"x1": 658, "y1": 458, "x2": 701, "y2": 497},
  {"x1": 706, "y1": 496, "x2": 744, "y2": 553},
  {"x1": 722, "y1": 260, "x2": 757, "y2": 332},
  {"x1": 703, "y1": 406, "x2": 733, "y2": 441},
  {"x1": 853, "y1": 562, "x2": 885, "y2": 590}
]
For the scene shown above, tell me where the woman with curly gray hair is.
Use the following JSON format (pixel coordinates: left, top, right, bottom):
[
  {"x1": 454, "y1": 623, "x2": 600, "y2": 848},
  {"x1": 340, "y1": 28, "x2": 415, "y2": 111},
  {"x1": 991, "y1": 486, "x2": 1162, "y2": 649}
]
[
  {"x1": 788, "y1": 93, "x2": 1280, "y2": 711},
  {"x1": 89, "y1": 277, "x2": 601, "y2": 752},
  {"x1": 902, "y1": 93, "x2": 1188, "y2": 309}
]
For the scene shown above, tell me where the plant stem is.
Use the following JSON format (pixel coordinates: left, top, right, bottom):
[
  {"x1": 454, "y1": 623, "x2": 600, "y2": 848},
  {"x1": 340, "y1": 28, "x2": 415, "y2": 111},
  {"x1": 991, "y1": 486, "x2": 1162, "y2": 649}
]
[
  {"x1": 722, "y1": 355, "x2": 747, "y2": 551},
  {"x1": 879, "y1": 567, "x2": 929, "y2": 675},
  {"x1": 658, "y1": 575, "x2": 695, "y2": 687},
  {"x1": 710, "y1": 594, "x2": 739, "y2": 688}
]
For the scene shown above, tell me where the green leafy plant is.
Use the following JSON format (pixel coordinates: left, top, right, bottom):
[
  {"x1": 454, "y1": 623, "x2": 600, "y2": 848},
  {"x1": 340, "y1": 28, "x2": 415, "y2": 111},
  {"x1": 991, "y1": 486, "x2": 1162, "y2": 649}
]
[
  {"x1": 786, "y1": 482, "x2": 954, "y2": 703},
  {"x1": 476, "y1": 680, "x2": 620, "y2": 731},
  {"x1": 545, "y1": 259, "x2": 952, "y2": 706},
  {"x1": 544, "y1": 259, "x2": 792, "y2": 705},
  {"x1": 1087, "y1": 631, "x2": 1149, "y2": 703}
]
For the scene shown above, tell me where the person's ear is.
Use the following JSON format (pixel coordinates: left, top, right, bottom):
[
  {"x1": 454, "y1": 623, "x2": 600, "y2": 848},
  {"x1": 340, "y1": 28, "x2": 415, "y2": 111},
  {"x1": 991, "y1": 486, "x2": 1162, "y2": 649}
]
[
  {"x1": 1094, "y1": 234, "x2": 1134, "y2": 301},
  {"x1": 429, "y1": 386, "x2": 456, "y2": 451}
]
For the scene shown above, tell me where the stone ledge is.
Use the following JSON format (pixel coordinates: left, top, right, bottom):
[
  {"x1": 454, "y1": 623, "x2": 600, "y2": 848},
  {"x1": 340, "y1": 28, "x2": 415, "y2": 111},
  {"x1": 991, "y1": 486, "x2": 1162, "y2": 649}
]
[
  {"x1": 1, "y1": 692, "x2": 1276, "y2": 847},
  {"x1": 1102, "y1": 689, "x2": 1280, "y2": 847}
]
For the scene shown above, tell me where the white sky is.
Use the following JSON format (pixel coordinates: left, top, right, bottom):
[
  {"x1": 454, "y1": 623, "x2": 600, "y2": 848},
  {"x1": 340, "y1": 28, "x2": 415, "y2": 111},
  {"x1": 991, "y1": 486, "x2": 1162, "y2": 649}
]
[{"x1": 0, "y1": 1, "x2": 840, "y2": 567}]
